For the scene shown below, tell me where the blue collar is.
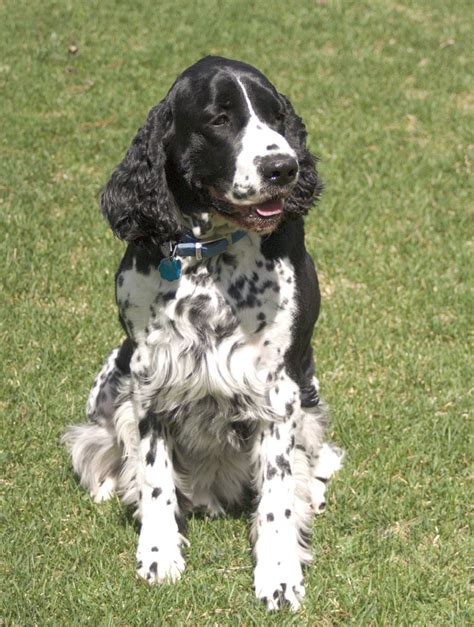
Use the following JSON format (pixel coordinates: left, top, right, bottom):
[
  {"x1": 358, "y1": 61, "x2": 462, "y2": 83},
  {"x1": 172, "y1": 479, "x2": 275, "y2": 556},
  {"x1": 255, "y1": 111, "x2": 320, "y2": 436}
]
[
  {"x1": 175, "y1": 230, "x2": 247, "y2": 260},
  {"x1": 158, "y1": 230, "x2": 247, "y2": 281}
]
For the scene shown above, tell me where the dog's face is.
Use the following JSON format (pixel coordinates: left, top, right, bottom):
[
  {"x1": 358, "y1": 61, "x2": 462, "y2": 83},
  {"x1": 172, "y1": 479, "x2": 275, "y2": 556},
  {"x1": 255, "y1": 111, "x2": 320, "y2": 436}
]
[
  {"x1": 101, "y1": 56, "x2": 321, "y2": 245},
  {"x1": 167, "y1": 58, "x2": 299, "y2": 233}
]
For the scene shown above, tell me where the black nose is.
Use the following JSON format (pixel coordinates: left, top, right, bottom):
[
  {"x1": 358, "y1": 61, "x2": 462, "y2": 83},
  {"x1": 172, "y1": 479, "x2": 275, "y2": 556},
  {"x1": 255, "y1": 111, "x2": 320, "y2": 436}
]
[{"x1": 261, "y1": 156, "x2": 298, "y2": 186}]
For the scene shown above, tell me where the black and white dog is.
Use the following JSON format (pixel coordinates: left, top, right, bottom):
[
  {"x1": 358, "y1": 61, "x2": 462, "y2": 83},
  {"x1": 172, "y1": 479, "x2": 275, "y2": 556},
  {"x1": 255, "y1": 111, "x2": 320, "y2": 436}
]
[{"x1": 64, "y1": 56, "x2": 343, "y2": 611}]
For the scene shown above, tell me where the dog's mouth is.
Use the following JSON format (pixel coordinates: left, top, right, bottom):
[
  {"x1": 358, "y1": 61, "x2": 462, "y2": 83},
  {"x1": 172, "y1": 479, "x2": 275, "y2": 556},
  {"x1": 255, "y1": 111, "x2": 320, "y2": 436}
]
[
  {"x1": 253, "y1": 198, "x2": 285, "y2": 218},
  {"x1": 210, "y1": 193, "x2": 286, "y2": 232}
]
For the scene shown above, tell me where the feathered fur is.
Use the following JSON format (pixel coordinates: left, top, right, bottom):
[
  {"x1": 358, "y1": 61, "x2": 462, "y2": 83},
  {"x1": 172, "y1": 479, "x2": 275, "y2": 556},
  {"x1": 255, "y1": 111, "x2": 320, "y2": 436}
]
[{"x1": 63, "y1": 56, "x2": 343, "y2": 612}]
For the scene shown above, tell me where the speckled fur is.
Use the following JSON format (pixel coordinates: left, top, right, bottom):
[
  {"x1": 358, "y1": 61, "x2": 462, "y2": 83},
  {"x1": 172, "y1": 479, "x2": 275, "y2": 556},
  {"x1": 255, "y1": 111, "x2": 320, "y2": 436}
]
[{"x1": 63, "y1": 56, "x2": 343, "y2": 612}]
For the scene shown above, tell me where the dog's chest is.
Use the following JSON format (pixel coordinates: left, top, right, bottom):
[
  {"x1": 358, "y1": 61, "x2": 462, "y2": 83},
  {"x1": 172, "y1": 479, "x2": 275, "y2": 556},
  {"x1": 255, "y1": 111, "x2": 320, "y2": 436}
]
[{"x1": 117, "y1": 237, "x2": 296, "y2": 406}]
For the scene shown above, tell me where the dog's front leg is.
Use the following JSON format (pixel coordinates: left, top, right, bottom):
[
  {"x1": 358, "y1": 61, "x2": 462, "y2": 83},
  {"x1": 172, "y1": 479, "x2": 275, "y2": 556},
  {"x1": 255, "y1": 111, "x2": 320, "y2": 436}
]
[
  {"x1": 252, "y1": 380, "x2": 306, "y2": 611},
  {"x1": 135, "y1": 411, "x2": 186, "y2": 584}
]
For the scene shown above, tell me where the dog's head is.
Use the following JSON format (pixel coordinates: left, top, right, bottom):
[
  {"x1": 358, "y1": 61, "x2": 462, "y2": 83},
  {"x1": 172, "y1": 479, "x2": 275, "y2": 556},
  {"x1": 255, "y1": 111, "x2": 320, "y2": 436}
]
[{"x1": 101, "y1": 56, "x2": 322, "y2": 246}]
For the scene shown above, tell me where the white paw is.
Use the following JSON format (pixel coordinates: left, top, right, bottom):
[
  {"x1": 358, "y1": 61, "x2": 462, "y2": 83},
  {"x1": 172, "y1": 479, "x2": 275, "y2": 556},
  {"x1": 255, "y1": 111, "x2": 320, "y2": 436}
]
[
  {"x1": 311, "y1": 443, "x2": 344, "y2": 512},
  {"x1": 136, "y1": 539, "x2": 186, "y2": 584},
  {"x1": 92, "y1": 477, "x2": 117, "y2": 503},
  {"x1": 314, "y1": 443, "x2": 344, "y2": 479},
  {"x1": 254, "y1": 559, "x2": 305, "y2": 611},
  {"x1": 310, "y1": 476, "x2": 327, "y2": 513}
]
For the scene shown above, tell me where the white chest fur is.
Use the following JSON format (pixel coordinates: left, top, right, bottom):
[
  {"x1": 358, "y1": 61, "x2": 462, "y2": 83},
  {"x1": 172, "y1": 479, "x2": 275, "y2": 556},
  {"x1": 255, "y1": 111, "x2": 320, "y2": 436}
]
[{"x1": 116, "y1": 235, "x2": 297, "y2": 418}]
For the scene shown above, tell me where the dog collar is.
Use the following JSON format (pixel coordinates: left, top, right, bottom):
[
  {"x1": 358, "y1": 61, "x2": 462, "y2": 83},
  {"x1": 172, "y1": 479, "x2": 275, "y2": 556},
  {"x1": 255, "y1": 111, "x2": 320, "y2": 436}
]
[{"x1": 158, "y1": 230, "x2": 247, "y2": 281}]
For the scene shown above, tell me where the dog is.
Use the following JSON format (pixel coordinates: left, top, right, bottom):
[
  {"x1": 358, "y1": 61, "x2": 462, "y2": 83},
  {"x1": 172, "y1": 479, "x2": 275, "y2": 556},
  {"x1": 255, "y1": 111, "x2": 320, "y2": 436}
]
[{"x1": 63, "y1": 56, "x2": 343, "y2": 611}]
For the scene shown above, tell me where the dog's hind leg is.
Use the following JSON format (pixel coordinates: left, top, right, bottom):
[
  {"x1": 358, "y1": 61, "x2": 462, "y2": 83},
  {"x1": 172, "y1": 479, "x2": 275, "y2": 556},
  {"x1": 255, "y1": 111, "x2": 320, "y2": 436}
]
[
  {"x1": 310, "y1": 441, "x2": 344, "y2": 513},
  {"x1": 63, "y1": 421, "x2": 122, "y2": 502},
  {"x1": 63, "y1": 339, "x2": 134, "y2": 501},
  {"x1": 299, "y1": 397, "x2": 344, "y2": 513}
]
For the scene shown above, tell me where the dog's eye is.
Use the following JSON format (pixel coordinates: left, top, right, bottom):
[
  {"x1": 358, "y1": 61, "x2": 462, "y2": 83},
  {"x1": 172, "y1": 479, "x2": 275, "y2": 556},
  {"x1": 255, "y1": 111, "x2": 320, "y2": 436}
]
[
  {"x1": 275, "y1": 111, "x2": 285, "y2": 122},
  {"x1": 210, "y1": 114, "x2": 230, "y2": 127}
]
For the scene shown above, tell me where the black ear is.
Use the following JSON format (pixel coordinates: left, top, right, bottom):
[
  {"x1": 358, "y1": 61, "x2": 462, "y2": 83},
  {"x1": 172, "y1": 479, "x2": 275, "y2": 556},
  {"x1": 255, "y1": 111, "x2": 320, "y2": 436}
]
[
  {"x1": 279, "y1": 93, "x2": 323, "y2": 215},
  {"x1": 100, "y1": 99, "x2": 182, "y2": 247}
]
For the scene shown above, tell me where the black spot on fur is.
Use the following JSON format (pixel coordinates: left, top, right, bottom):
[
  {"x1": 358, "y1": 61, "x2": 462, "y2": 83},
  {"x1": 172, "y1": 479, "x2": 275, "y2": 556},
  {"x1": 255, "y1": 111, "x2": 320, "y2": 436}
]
[
  {"x1": 163, "y1": 290, "x2": 177, "y2": 302},
  {"x1": 149, "y1": 562, "x2": 158, "y2": 574},
  {"x1": 266, "y1": 463, "x2": 277, "y2": 480},
  {"x1": 261, "y1": 279, "x2": 276, "y2": 293},
  {"x1": 215, "y1": 317, "x2": 239, "y2": 342},
  {"x1": 232, "y1": 187, "x2": 256, "y2": 200},
  {"x1": 266, "y1": 512, "x2": 274, "y2": 522},
  {"x1": 151, "y1": 546, "x2": 159, "y2": 552},
  {"x1": 152, "y1": 487, "x2": 162, "y2": 498},
  {"x1": 175, "y1": 295, "x2": 192, "y2": 317},
  {"x1": 286, "y1": 435, "x2": 296, "y2": 454},
  {"x1": 275, "y1": 454, "x2": 292, "y2": 477},
  {"x1": 221, "y1": 252, "x2": 237, "y2": 268},
  {"x1": 285, "y1": 509, "x2": 291, "y2": 518},
  {"x1": 248, "y1": 280, "x2": 258, "y2": 295},
  {"x1": 245, "y1": 293, "x2": 257, "y2": 308},
  {"x1": 145, "y1": 447, "x2": 156, "y2": 466},
  {"x1": 138, "y1": 415, "x2": 150, "y2": 437}
]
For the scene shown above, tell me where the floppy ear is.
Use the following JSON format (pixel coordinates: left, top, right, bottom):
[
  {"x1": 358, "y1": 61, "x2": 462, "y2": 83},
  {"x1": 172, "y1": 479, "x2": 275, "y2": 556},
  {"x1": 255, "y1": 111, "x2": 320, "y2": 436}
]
[
  {"x1": 279, "y1": 94, "x2": 323, "y2": 215},
  {"x1": 100, "y1": 99, "x2": 182, "y2": 247}
]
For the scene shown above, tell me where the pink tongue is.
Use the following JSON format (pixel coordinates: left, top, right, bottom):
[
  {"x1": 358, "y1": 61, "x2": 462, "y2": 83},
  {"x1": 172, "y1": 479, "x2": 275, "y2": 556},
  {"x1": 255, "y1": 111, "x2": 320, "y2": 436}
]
[{"x1": 255, "y1": 198, "x2": 284, "y2": 217}]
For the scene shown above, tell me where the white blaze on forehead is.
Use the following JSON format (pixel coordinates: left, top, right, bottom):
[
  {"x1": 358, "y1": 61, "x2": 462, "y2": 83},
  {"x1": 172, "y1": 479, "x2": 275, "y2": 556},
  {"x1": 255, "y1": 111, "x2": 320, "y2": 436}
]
[
  {"x1": 226, "y1": 78, "x2": 295, "y2": 202},
  {"x1": 237, "y1": 77, "x2": 262, "y2": 121}
]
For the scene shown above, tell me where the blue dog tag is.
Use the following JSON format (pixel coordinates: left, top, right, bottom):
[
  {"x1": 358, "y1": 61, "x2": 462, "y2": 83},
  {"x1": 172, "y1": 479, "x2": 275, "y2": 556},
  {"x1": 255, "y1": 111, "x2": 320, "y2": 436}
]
[{"x1": 158, "y1": 257, "x2": 182, "y2": 281}]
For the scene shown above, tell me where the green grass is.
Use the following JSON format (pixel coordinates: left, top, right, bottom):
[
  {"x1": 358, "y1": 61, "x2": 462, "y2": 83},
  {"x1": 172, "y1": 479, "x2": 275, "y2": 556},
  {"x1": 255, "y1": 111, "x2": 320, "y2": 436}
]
[{"x1": 1, "y1": 0, "x2": 472, "y2": 624}]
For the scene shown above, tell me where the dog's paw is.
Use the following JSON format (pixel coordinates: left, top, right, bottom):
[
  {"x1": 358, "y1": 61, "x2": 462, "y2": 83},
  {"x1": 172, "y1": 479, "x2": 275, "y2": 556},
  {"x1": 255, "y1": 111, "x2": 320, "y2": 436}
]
[
  {"x1": 91, "y1": 477, "x2": 117, "y2": 503},
  {"x1": 311, "y1": 442, "x2": 345, "y2": 513},
  {"x1": 136, "y1": 542, "x2": 185, "y2": 584},
  {"x1": 254, "y1": 561, "x2": 305, "y2": 611},
  {"x1": 310, "y1": 475, "x2": 327, "y2": 513}
]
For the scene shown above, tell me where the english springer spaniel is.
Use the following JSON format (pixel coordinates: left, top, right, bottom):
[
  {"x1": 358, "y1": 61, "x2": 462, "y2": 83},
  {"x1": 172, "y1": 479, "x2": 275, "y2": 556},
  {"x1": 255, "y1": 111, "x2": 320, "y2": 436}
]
[{"x1": 64, "y1": 56, "x2": 343, "y2": 611}]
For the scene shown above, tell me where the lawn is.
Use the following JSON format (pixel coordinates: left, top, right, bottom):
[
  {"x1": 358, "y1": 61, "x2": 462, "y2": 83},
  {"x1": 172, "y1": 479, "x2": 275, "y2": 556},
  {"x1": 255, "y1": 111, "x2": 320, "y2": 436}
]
[{"x1": 1, "y1": 0, "x2": 472, "y2": 624}]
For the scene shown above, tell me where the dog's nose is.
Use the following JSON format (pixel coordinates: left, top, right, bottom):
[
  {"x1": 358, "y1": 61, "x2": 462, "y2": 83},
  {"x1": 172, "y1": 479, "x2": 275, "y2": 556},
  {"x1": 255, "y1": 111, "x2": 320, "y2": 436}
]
[{"x1": 261, "y1": 156, "x2": 298, "y2": 186}]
